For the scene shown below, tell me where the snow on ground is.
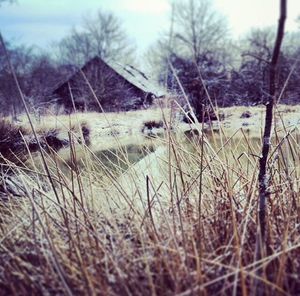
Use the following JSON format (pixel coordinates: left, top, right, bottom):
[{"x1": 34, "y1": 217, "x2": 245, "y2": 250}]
[
  {"x1": 218, "y1": 105, "x2": 300, "y2": 135},
  {"x1": 20, "y1": 107, "x2": 171, "y2": 151},
  {"x1": 20, "y1": 104, "x2": 300, "y2": 153},
  {"x1": 113, "y1": 145, "x2": 169, "y2": 213},
  {"x1": 22, "y1": 104, "x2": 300, "y2": 215},
  {"x1": 174, "y1": 104, "x2": 300, "y2": 138}
]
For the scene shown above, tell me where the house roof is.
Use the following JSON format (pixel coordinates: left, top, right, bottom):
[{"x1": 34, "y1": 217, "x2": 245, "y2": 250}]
[
  {"x1": 52, "y1": 56, "x2": 164, "y2": 97},
  {"x1": 106, "y1": 60, "x2": 165, "y2": 97}
]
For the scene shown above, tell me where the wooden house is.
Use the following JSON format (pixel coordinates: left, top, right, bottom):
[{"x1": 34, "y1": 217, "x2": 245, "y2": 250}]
[{"x1": 52, "y1": 56, "x2": 163, "y2": 113}]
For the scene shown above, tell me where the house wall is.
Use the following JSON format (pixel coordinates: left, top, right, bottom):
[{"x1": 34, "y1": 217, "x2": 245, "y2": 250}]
[{"x1": 53, "y1": 58, "x2": 150, "y2": 113}]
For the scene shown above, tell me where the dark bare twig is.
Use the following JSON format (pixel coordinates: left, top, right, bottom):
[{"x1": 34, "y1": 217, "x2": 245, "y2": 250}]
[
  {"x1": 256, "y1": 0, "x2": 287, "y2": 265},
  {"x1": 241, "y1": 52, "x2": 270, "y2": 64}
]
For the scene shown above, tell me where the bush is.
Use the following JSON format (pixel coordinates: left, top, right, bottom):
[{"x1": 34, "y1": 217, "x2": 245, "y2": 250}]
[
  {"x1": 142, "y1": 120, "x2": 163, "y2": 131},
  {"x1": 240, "y1": 110, "x2": 252, "y2": 118},
  {"x1": 42, "y1": 129, "x2": 68, "y2": 151},
  {"x1": 80, "y1": 122, "x2": 91, "y2": 145},
  {"x1": 0, "y1": 120, "x2": 28, "y2": 167}
]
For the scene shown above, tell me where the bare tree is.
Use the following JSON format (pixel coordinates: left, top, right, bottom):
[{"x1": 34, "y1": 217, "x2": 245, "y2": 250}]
[
  {"x1": 26, "y1": 54, "x2": 64, "y2": 105},
  {"x1": 0, "y1": 37, "x2": 62, "y2": 117},
  {"x1": 57, "y1": 10, "x2": 135, "y2": 66},
  {"x1": 0, "y1": 38, "x2": 34, "y2": 118},
  {"x1": 147, "y1": 0, "x2": 229, "y2": 73},
  {"x1": 228, "y1": 25, "x2": 300, "y2": 106},
  {"x1": 172, "y1": 0, "x2": 228, "y2": 60},
  {"x1": 226, "y1": 28, "x2": 276, "y2": 105},
  {"x1": 242, "y1": 28, "x2": 275, "y2": 63},
  {"x1": 147, "y1": 0, "x2": 230, "y2": 120}
]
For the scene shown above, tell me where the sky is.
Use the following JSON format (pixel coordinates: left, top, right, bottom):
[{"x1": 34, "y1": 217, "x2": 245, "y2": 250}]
[{"x1": 0, "y1": 0, "x2": 299, "y2": 54}]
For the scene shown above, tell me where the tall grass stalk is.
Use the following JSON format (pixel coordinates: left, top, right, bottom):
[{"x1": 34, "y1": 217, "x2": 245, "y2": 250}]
[{"x1": 1, "y1": 104, "x2": 300, "y2": 294}]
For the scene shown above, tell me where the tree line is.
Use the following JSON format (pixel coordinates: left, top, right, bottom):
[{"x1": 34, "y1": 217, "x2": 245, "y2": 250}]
[
  {"x1": 0, "y1": 0, "x2": 300, "y2": 119},
  {"x1": 148, "y1": 0, "x2": 300, "y2": 120}
]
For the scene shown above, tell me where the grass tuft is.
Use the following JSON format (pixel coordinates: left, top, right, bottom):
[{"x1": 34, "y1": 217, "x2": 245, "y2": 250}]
[{"x1": 0, "y1": 107, "x2": 300, "y2": 295}]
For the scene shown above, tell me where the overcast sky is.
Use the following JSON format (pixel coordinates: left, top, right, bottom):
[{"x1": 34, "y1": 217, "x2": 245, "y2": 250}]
[{"x1": 0, "y1": 0, "x2": 299, "y2": 53}]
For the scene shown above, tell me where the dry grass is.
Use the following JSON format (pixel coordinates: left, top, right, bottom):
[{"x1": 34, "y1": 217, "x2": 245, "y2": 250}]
[
  {"x1": 19, "y1": 108, "x2": 170, "y2": 133},
  {"x1": 0, "y1": 106, "x2": 300, "y2": 295},
  {"x1": 0, "y1": 119, "x2": 29, "y2": 168}
]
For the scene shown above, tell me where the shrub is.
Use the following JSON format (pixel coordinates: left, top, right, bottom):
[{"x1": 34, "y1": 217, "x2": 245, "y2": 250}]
[
  {"x1": 240, "y1": 110, "x2": 252, "y2": 118},
  {"x1": 80, "y1": 122, "x2": 91, "y2": 145},
  {"x1": 0, "y1": 120, "x2": 28, "y2": 167},
  {"x1": 141, "y1": 120, "x2": 163, "y2": 132},
  {"x1": 42, "y1": 128, "x2": 68, "y2": 151}
]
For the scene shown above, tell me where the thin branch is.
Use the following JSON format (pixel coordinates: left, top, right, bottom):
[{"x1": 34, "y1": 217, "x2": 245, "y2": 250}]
[
  {"x1": 241, "y1": 52, "x2": 270, "y2": 64},
  {"x1": 256, "y1": 0, "x2": 287, "y2": 269}
]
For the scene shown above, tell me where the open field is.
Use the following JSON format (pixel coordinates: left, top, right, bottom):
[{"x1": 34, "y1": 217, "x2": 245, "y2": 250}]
[
  {"x1": 1, "y1": 105, "x2": 300, "y2": 295},
  {"x1": 18, "y1": 104, "x2": 300, "y2": 145}
]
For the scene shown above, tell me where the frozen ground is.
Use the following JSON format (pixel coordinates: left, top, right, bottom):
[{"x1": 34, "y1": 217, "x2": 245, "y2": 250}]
[
  {"x1": 17, "y1": 104, "x2": 300, "y2": 214},
  {"x1": 19, "y1": 104, "x2": 300, "y2": 154}
]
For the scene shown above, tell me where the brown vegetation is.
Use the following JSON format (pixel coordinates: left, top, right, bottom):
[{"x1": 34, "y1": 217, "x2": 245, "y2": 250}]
[
  {"x1": 0, "y1": 110, "x2": 299, "y2": 294},
  {"x1": 0, "y1": 119, "x2": 28, "y2": 167}
]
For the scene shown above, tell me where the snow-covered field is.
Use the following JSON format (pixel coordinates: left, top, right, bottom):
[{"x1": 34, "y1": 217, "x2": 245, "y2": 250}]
[
  {"x1": 18, "y1": 104, "x2": 300, "y2": 155},
  {"x1": 48, "y1": 104, "x2": 300, "y2": 214},
  {"x1": 218, "y1": 105, "x2": 300, "y2": 135},
  {"x1": 20, "y1": 107, "x2": 170, "y2": 151}
]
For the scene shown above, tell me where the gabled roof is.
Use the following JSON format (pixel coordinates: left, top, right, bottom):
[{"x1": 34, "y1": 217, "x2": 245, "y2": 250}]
[
  {"x1": 52, "y1": 56, "x2": 164, "y2": 97},
  {"x1": 106, "y1": 60, "x2": 165, "y2": 97}
]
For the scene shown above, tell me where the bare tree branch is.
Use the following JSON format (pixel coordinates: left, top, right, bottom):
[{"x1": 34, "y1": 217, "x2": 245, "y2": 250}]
[
  {"x1": 256, "y1": 0, "x2": 287, "y2": 265},
  {"x1": 56, "y1": 10, "x2": 135, "y2": 66},
  {"x1": 241, "y1": 52, "x2": 270, "y2": 64},
  {"x1": 172, "y1": 0, "x2": 228, "y2": 60}
]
